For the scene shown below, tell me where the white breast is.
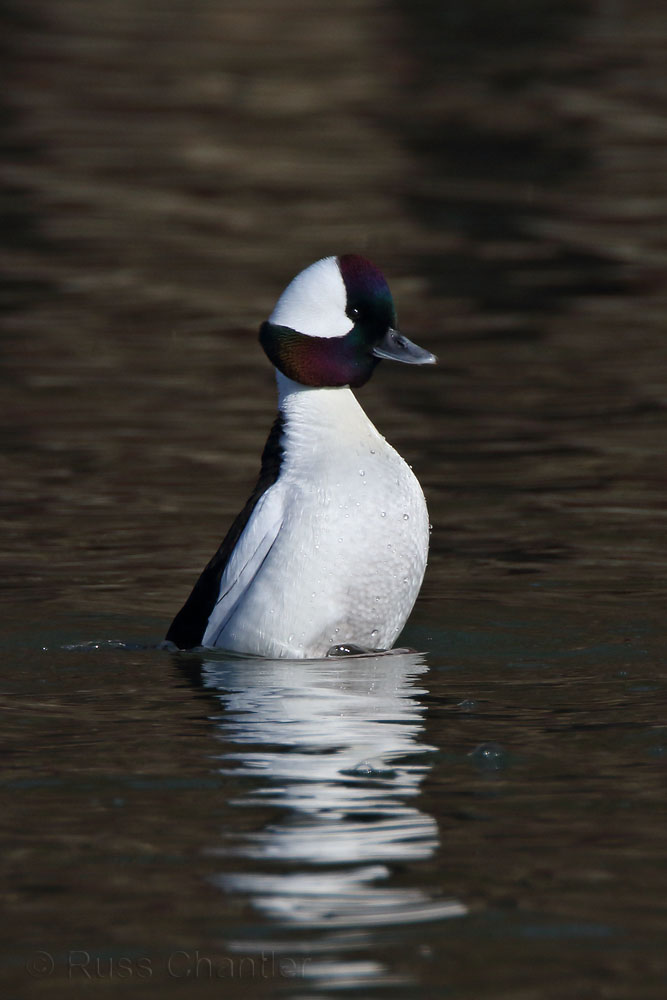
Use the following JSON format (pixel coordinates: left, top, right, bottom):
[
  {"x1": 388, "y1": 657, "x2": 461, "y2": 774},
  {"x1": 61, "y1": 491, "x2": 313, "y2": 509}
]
[{"x1": 205, "y1": 375, "x2": 430, "y2": 658}]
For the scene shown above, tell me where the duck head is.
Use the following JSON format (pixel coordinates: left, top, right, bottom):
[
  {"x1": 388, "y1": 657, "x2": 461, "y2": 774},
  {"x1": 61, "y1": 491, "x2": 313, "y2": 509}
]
[{"x1": 259, "y1": 255, "x2": 436, "y2": 388}]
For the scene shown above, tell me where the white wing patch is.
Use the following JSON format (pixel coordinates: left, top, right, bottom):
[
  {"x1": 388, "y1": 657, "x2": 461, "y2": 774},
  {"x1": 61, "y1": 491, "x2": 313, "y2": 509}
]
[{"x1": 202, "y1": 485, "x2": 285, "y2": 648}]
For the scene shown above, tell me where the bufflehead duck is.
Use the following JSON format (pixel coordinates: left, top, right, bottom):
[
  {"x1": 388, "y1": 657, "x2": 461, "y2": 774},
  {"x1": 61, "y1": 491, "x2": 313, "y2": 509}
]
[{"x1": 166, "y1": 255, "x2": 435, "y2": 658}]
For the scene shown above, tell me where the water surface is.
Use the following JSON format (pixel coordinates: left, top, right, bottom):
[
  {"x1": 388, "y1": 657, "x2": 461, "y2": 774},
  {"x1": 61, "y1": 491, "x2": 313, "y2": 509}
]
[{"x1": 2, "y1": 1, "x2": 666, "y2": 997}]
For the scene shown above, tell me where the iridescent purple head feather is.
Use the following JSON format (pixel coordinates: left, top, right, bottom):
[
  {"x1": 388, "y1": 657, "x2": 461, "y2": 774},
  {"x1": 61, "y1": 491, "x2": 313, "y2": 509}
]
[{"x1": 259, "y1": 255, "x2": 434, "y2": 388}]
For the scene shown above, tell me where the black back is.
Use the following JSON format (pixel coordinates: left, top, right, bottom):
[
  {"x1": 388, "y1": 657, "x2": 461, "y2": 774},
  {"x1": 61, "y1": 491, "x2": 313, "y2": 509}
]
[{"x1": 165, "y1": 414, "x2": 285, "y2": 649}]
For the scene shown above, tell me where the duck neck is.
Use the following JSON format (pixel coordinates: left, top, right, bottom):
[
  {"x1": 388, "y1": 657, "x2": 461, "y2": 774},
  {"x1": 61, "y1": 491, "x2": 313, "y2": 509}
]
[{"x1": 275, "y1": 370, "x2": 378, "y2": 453}]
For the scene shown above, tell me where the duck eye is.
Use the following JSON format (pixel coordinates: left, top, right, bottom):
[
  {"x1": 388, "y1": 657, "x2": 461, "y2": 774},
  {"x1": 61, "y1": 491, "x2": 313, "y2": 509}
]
[{"x1": 348, "y1": 306, "x2": 361, "y2": 321}]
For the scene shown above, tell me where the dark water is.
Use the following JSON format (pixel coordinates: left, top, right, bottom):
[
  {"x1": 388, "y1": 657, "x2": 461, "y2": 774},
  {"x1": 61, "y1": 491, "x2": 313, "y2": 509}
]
[{"x1": 2, "y1": 1, "x2": 666, "y2": 997}]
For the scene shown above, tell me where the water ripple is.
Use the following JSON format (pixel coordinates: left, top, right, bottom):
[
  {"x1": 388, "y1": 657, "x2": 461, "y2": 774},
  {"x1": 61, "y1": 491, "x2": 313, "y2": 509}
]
[{"x1": 200, "y1": 649, "x2": 466, "y2": 971}]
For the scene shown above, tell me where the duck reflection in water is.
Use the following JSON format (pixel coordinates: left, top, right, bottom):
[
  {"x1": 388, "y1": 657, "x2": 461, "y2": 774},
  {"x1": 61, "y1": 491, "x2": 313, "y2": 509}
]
[{"x1": 188, "y1": 647, "x2": 465, "y2": 974}]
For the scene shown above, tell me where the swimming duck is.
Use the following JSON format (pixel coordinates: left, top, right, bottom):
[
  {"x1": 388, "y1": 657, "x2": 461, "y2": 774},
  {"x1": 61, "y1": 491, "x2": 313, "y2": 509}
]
[{"x1": 166, "y1": 255, "x2": 435, "y2": 658}]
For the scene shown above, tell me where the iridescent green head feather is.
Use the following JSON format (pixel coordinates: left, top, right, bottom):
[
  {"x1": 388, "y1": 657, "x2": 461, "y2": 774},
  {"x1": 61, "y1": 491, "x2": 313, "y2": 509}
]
[{"x1": 260, "y1": 255, "x2": 435, "y2": 388}]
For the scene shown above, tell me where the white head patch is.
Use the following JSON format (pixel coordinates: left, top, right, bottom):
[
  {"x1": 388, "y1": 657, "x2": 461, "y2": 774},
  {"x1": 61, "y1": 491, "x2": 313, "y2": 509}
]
[{"x1": 268, "y1": 256, "x2": 352, "y2": 339}]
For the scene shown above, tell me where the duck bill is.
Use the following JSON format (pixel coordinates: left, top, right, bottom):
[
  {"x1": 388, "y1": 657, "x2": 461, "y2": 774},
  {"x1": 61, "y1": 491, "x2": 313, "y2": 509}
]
[{"x1": 372, "y1": 328, "x2": 436, "y2": 365}]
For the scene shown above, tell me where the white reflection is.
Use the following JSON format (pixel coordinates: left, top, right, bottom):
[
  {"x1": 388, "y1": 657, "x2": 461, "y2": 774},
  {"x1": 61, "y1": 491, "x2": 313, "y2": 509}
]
[{"x1": 200, "y1": 648, "x2": 465, "y2": 938}]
